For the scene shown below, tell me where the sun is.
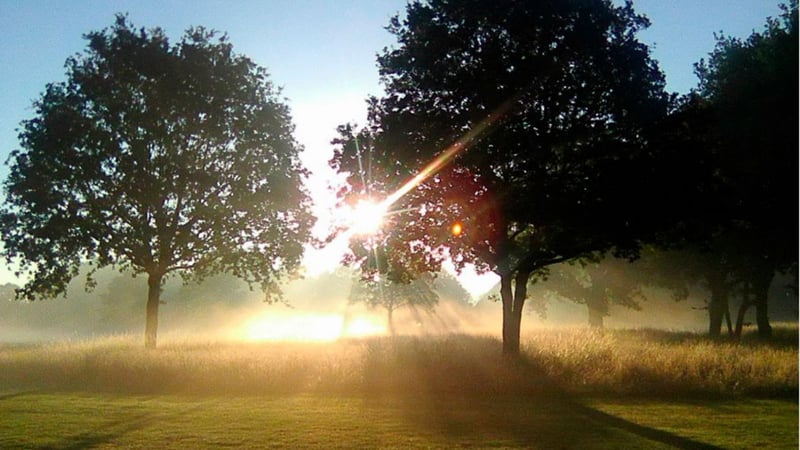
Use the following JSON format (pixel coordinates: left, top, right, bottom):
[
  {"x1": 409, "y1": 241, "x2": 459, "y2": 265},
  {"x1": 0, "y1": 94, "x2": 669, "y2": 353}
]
[{"x1": 347, "y1": 198, "x2": 388, "y2": 236}]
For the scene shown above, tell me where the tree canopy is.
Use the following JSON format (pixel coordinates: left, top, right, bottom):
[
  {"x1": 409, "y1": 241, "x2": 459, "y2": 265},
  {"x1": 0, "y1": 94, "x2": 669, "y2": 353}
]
[
  {"x1": 1, "y1": 16, "x2": 314, "y2": 347},
  {"x1": 331, "y1": 0, "x2": 670, "y2": 354}
]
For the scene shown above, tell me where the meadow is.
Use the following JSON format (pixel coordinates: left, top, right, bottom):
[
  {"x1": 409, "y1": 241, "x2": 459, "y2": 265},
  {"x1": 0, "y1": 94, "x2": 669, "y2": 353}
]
[{"x1": 1, "y1": 326, "x2": 797, "y2": 448}]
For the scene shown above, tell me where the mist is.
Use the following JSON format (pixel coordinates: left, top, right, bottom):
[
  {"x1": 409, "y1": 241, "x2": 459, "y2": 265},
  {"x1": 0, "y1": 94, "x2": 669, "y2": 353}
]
[
  {"x1": 1, "y1": 256, "x2": 796, "y2": 344},
  {"x1": 0, "y1": 266, "x2": 498, "y2": 343}
]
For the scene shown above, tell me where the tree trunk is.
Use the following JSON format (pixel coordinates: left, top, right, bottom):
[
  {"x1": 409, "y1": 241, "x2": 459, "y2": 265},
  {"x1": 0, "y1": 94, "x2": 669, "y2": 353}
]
[
  {"x1": 724, "y1": 307, "x2": 733, "y2": 336},
  {"x1": 500, "y1": 274, "x2": 515, "y2": 355},
  {"x1": 387, "y1": 307, "x2": 396, "y2": 337},
  {"x1": 753, "y1": 269, "x2": 773, "y2": 339},
  {"x1": 732, "y1": 281, "x2": 750, "y2": 339},
  {"x1": 707, "y1": 273, "x2": 728, "y2": 338},
  {"x1": 734, "y1": 300, "x2": 752, "y2": 338},
  {"x1": 755, "y1": 301, "x2": 772, "y2": 338},
  {"x1": 587, "y1": 304, "x2": 604, "y2": 329},
  {"x1": 144, "y1": 272, "x2": 163, "y2": 349},
  {"x1": 501, "y1": 270, "x2": 529, "y2": 357}
]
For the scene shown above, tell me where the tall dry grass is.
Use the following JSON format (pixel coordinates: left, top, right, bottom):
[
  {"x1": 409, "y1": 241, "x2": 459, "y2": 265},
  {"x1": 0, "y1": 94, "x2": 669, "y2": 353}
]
[
  {"x1": 0, "y1": 325, "x2": 796, "y2": 398},
  {"x1": 522, "y1": 324, "x2": 798, "y2": 397}
]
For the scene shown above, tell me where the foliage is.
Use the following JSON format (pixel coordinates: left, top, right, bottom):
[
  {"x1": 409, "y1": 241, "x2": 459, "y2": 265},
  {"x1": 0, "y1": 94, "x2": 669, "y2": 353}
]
[
  {"x1": 331, "y1": 0, "x2": 670, "y2": 353},
  {"x1": 694, "y1": 0, "x2": 798, "y2": 268},
  {"x1": 0, "y1": 16, "x2": 314, "y2": 346}
]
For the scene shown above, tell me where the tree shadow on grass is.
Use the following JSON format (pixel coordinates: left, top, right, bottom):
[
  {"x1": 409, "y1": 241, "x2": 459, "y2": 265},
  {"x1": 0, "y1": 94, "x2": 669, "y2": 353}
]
[
  {"x1": 0, "y1": 390, "x2": 40, "y2": 401},
  {"x1": 360, "y1": 336, "x2": 722, "y2": 449},
  {"x1": 564, "y1": 400, "x2": 722, "y2": 450},
  {"x1": 383, "y1": 392, "x2": 722, "y2": 449},
  {"x1": 32, "y1": 398, "x2": 208, "y2": 450},
  {"x1": 55, "y1": 413, "x2": 158, "y2": 450}
]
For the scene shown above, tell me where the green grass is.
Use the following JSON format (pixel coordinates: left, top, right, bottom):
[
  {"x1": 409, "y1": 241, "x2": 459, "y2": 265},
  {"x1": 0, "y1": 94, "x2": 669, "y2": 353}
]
[
  {"x1": 0, "y1": 326, "x2": 797, "y2": 448},
  {"x1": 0, "y1": 393, "x2": 795, "y2": 449}
]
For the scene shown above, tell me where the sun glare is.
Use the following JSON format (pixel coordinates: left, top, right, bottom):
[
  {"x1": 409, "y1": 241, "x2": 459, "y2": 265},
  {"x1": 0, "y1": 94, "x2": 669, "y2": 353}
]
[
  {"x1": 241, "y1": 313, "x2": 386, "y2": 342},
  {"x1": 348, "y1": 199, "x2": 387, "y2": 236}
]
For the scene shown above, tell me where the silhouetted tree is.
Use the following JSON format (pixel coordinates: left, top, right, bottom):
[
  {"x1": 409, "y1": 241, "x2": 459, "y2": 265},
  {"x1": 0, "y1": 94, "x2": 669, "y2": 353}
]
[
  {"x1": 434, "y1": 271, "x2": 472, "y2": 304},
  {"x1": 331, "y1": 0, "x2": 669, "y2": 355},
  {"x1": 348, "y1": 247, "x2": 438, "y2": 335},
  {"x1": 0, "y1": 16, "x2": 314, "y2": 348},
  {"x1": 693, "y1": 2, "x2": 798, "y2": 337},
  {"x1": 529, "y1": 255, "x2": 646, "y2": 329}
]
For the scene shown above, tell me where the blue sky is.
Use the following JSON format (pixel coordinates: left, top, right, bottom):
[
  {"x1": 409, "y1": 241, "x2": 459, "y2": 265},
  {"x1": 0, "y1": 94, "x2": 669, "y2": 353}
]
[{"x1": 0, "y1": 0, "x2": 785, "y2": 288}]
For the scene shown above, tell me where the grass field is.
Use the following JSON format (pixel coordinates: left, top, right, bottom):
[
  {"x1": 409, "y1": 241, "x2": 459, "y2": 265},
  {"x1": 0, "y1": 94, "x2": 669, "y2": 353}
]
[{"x1": 1, "y1": 326, "x2": 797, "y2": 448}]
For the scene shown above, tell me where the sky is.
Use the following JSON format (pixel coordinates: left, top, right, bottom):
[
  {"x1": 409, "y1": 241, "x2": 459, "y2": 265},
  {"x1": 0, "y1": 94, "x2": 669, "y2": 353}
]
[{"x1": 0, "y1": 0, "x2": 785, "y2": 295}]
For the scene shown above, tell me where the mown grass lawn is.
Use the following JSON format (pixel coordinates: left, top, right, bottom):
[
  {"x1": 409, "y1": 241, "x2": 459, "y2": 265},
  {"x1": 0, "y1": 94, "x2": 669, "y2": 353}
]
[{"x1": 1, "y1": 392, "x2": 796, "y2": 449}]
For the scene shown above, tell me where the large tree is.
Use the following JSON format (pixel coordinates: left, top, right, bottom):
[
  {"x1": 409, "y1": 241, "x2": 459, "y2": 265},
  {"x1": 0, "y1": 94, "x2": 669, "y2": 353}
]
[
  {"x1": 331, "y1": 0, "x2": 669, "y2": 355},
  {"x1": 1, "y1": 16, "x2": 314, "y2": 348},
  {"x1": 693, "y1": 1, "x2": 798, "y2": 337}
]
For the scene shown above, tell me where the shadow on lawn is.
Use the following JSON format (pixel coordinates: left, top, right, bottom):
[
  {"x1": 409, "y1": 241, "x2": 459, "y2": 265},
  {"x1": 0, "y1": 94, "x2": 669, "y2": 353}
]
[
  {"x1": 45, "y1": 401, "x2": 208, "y2": 450},
  {"x1": 386, "y1": 394, "x2": 721, "y2": 449},
  {"x1": 55, "y1": 413, "x2": 157, "y2": 450},
  {"x1": 565, "y1": 401, "x2": 722, "y2": 450},
  {"x1": 360, "y1": 337, "x2": 722, "y2": 449}
]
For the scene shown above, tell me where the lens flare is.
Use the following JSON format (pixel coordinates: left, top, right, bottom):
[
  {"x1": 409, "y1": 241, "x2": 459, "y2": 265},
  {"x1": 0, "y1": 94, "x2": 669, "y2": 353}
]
[
  {"x1": 328, "y1": 97, "x2": 516, "y2": 254},
  {"x1": 451, "y1": 222, "x2": 463, "y2": 236},
  {"x1": 381, "y1": 97, "x2": 517, "y2": 212}
]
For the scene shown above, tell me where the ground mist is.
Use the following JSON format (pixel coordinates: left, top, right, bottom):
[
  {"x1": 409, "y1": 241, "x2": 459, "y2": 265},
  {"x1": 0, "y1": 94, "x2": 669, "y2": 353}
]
[{"x1": 0, "y1": 325, "x2": 795, "y2": 398}]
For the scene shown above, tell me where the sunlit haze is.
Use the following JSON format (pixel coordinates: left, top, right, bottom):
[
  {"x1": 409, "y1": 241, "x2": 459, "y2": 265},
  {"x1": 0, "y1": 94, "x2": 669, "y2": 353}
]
[{"x1": 241, "y1": 313, "x2": 386, "y2": 341}]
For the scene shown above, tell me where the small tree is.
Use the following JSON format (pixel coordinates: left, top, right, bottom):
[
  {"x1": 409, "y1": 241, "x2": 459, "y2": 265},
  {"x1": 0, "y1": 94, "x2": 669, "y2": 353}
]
[
  {"x1": 348, "y1": 246, "x2": 438, "y2": 336},
  {"x1": 1, "y1": 16, "x2": 314, "y2": 348}
]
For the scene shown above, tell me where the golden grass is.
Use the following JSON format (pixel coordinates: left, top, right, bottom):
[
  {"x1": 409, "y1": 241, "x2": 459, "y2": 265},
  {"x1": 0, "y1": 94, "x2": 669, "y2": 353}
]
[
  {"x1": 0, "y1": 325, "x2": 796, "y2": 398},
  {"x1": 523, "y1": 325, "x2": 798, "y2": 397}
]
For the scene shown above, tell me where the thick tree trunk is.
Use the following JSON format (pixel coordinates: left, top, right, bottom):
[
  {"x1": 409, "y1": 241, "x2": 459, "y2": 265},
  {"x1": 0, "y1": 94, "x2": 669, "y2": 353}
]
[
  {"x1": 144, "y1": 272, "x2": 163, "y2": 349},
  {"x1": 755, "y1": 302, "x2": 772, "y2": 338},
  {"x1": 501, "y1": 270, "x2": 529, "y2": 357},
  {"x1": 587, "y1": 305, "x2": 604, "y2": 329}
]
